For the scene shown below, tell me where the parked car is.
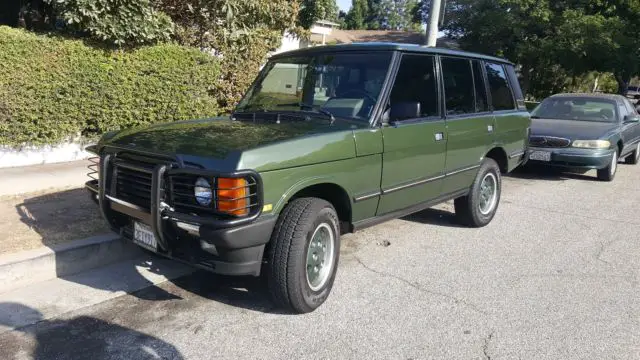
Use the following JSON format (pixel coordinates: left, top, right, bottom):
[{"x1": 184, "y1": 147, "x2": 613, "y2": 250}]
[
  {"x1": 527, "y1": 93, "x2": 640, "y2": 180},
  {"x1": 85, "y1": 43, "x2": 530, "y2": 313},
  {"x1": 625, "y1": 85, "x2": 640, "y2": 104}
]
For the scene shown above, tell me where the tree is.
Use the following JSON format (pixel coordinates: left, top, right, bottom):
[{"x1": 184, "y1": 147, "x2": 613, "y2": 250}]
[
  {"x1": 441, "y1": 0, "x2": 640, "y2": 97},
  {"x1": 365, "y1": 0, "x2": 421, "y2": 30},
  {"x1": 298, "y1": 0, "x2": 339, "y2": 29},
  {"x1": 345, "y1": 0, "x2": 368, "y2": 29}
]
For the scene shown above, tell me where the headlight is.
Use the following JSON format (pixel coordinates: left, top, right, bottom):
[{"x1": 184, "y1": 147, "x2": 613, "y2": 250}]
[
  {"x1": 572, "y1": 140, "x2": 611, "y2": 149},
  {"x1": 194, "y1": 177, "x2": 212, "y2": 206}
]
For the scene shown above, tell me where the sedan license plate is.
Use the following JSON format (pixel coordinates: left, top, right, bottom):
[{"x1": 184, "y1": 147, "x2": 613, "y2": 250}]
[
  {"x1": 134, "y1": 222, "x2": 157, "y2": 251},
  {"x1": 529, "y1": 150, "x2": 551, "y2": 162}
]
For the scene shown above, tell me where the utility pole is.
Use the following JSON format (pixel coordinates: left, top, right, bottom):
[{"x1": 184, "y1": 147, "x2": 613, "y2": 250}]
[{"x1": 426, "y1": 0, "x2": 443, "y2": 47}]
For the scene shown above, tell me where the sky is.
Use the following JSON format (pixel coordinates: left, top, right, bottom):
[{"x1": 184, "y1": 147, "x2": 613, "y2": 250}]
[{"x1": 337, "y1": 0, "x2": 351, "y2": 12}]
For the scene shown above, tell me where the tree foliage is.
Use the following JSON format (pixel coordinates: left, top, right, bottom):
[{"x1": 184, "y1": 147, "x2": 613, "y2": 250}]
[
  {"x1": 44, "y1": 0, "x2": 174, "y2": 46},
  {"x1": 298, "y1": 0, "x2": 339, "y2": 29},
  {"x1": 442, "y1": 0, "x2": 640, "y2": 97},
  {"x1": 345, "y1": 0, "x2": 421, "y2": 30}
]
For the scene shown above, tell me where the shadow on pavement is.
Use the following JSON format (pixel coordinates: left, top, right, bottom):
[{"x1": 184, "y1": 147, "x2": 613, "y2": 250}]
[
  {"x1": 401, "y1": 208, "x2": 466, "y2": 228},
  {"x1": 507, "y1": 164, "x2": 598, "y2": 182},
  {"x1": 0, "y1": 302, "x2": 185, "y2": 360}
]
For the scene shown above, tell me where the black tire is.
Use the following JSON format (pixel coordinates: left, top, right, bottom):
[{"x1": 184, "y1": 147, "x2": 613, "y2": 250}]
[
  {"x1": 597, "y1": 150, "x2": 618, "y2": 181},
  {"x1": 454, "y1": 158, "x2": 502, "y2": 228},
  {"x1": 624, "y1": 142, "x2": 640, "y2": 165},
  {"x1": 266, "y1": 198, "x2": 341, "y2": 314}
]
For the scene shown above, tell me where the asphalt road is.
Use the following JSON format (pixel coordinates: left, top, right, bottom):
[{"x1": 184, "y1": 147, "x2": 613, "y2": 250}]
[{"x1": 1, "y1": 164, "x2": 639, "y2": 360}]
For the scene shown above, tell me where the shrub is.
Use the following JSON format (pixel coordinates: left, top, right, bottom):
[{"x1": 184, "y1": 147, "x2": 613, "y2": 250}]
[
  {"x1": 0, "y1": 26, "x2": 222, "y2": 147},
  {"x1": 45, "y1": 0, "x2": 174, "y2": 46}
]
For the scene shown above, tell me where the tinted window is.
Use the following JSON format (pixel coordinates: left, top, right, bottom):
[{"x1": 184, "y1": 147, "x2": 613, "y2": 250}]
[
  {"x1": 485, "y1": 63, "x2": 516, "y2": 111},
  {"x1": 388, "y1": 54, "x2": 438, "y2": 120},
  {"x1": 473, "y1": 60, "x2": 489, "y2": 112},
  {"x1": 441, "y1": 57, "x2": 475, "y2": 115}
]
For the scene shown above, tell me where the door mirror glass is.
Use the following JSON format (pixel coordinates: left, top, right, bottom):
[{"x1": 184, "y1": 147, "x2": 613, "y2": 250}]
[
  {"x1": 390, "y1": 102, "x2": 421, "y2": 121},
  {"x1": 624, "y1": 114, "x2": 640, "y2": 123}
]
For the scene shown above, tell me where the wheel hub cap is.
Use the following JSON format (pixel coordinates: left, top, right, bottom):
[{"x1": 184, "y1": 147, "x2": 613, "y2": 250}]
[
  {"x1": 306, "y1": 223, "x2": 335, "y2": 291},
  {"x1": 478, "y1": 173, "x2": 498, "y2": 215}
]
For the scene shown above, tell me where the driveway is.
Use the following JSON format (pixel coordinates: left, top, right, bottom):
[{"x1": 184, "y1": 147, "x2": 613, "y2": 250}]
[{"x1": 0, "y1": 165, "x2": 638, "y2": 360}]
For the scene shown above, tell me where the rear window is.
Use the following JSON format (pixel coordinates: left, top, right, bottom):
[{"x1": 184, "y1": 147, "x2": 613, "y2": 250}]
[{"x1": 485, "y1": 62, "x2": 516, "y2": 111}]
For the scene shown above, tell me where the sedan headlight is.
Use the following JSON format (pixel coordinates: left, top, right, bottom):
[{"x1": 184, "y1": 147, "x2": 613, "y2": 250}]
[
  {"x1": 572, "y1": 140, "x2": 611, "y2": 149},
  {"x1": 194, "y1": 177, "x2": 213, "y2": 206}
]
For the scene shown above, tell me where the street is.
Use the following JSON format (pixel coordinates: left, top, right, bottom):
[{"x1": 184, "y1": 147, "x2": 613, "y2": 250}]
[{"x1": 0, "y1": 164, "x2": 639, "y2": 360}]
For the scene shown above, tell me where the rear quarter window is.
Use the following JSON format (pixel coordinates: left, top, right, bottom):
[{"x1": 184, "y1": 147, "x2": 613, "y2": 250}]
[{"x1": 485, "y1": 62, "x2": 517, "y2": 111}]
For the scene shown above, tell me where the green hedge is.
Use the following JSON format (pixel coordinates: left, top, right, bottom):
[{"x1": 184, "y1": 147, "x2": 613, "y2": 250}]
[{"x1": 0, "y1": 26, "x2": 222, "y2": 147}]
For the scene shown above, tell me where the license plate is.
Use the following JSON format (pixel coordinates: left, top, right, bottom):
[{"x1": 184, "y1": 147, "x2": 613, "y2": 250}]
[
  {"x1": 133, "y1": 222, "x2": 157, "y2": 251},
  {"x1": 529, "y1": 150, "x2": 551, "y2": 162}
]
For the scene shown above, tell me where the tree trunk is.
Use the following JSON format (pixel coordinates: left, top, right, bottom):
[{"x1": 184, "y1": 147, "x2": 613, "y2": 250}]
[
  {"x1": 616, "y1": 74, "x2": 629, "y2": 95},
  {"x1": 520, "y1": 63, "x2": 531, "y2": 98}
]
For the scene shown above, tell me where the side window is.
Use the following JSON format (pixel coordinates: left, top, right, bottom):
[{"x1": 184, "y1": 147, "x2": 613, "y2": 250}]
[
  {"x1": 485, "y1": 62, "x2": 516, "y2": 111},
  {"x1": 441, "y1": 57, "x2": 475, "y2": 115},
  {"x1": 618, "y1": 101, "x2": 629, "y2": 119},
  {"x1": 472, "y1": 60, "x2": 489, "y2": 112},
  {"x1": 388, "y1": 54, "x2": 438, "y2": 121},
  {"x1": 623, "y1": 98, "x2": 637, "y2": 115}
]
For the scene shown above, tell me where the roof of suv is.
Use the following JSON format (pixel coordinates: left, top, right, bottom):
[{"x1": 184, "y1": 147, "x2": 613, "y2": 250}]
[{"x1": 270, "y1": 42, "x2": 514, "y2": 65}]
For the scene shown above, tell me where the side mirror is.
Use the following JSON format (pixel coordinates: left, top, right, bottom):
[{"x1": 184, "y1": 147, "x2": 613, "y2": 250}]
[
  {"x1": 624, "y1": 114, "x2": 640, "y2": 123},
  {"x1": 389, "y1": 101, "x2": 421, "y2": 122}
]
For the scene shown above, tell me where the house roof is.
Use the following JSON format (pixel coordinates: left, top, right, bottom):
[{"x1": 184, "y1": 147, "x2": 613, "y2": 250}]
[
  {"x1": 309, "y1": 30, "x2": 460, "y2": 50},
  {"x1": 272, "y1": 41, "x2": 513, "y2": 65}
]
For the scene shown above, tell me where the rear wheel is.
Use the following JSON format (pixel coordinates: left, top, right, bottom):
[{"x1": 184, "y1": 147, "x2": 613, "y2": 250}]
[
  {"x1": 624, "y1": 142, "x2": 640, "y2": 165},
  {"x1": 266, "y1": 198, "x2": 340, "y2": 314},
  {"x1": 454, "y1": 158, "x2": 502, "y2": 228},
  {"x1": 597, "y1": 150, "x2": 618, "y2": 181}
]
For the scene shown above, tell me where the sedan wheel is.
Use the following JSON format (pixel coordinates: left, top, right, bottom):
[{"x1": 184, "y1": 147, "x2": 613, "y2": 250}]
[
  {"x1": 597, "y1": 150, "x2": 617, "y2": 181},
  {"x1": 624, "y1": 142, "x2": 640, "y2": 165}
]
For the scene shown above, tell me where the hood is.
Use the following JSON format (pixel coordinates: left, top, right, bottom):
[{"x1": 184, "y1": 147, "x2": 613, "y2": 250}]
[
  {"x1": 530, "y1": 118, "x2": 618, "y2": 140},
  {"x1": 99, "y1": 116, "x2": 361, "y2": 160}
]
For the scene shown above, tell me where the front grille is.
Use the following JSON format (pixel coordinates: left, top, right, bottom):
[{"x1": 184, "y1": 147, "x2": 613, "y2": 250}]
[
  {"x1": 111, "y1": 153, "x2": 171, "y2": 211},
  {"x1": 116, "y1": 165, "x2": 153, "y2": 209},
  {"x1": 169, "y1": 174, "x2": 260, "y2": 217},
  {"x1": 529, "y1": 136, "x2": 571, "y2": 148}
]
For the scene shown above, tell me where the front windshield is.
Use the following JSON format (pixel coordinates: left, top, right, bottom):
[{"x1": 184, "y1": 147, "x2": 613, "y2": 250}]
[
  {"x1": 235, "y1": 52, "x2": 392, "y2": 122},
  {"x1": 531, "y1": 97, "x2": 618, "y2": 122}
]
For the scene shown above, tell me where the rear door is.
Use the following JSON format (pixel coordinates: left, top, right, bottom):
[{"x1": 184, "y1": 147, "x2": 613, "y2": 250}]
[
  {"x1": 486, "y1": 62, "x2": 529, "y2": 163},
  {"x1": 620, "y1": 98, "x2": 640, "y2": 155},
  {"x1": 376, "y1": 53, "x2": 446, "y2": 215},
  {"x1": 440, "y1": 56, "x2": 495, "y2": 194}
]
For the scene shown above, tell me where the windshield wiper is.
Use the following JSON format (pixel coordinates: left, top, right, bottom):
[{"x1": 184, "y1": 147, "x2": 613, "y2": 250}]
[{"x1": 298, "y1": 103, "x2": 336, "y2": 124}]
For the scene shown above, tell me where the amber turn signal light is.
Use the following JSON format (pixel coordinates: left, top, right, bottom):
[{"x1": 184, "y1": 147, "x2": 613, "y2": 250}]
[{"x1": 216, "y1": 178, "x2": 248, "y2": 216}]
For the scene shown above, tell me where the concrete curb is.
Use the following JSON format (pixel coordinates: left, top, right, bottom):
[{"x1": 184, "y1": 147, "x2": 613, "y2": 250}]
[{"x1": 0, "y1": 234, "x2": 143, "y2": 293}]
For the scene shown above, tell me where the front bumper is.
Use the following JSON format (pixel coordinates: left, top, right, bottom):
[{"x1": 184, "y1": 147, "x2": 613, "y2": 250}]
[
  {"x1": 85, "y1": 151, "x2": 274, "y2": 277},
  {"x1": 526, "y1": 146, "x2": 615, "y2": 169}
]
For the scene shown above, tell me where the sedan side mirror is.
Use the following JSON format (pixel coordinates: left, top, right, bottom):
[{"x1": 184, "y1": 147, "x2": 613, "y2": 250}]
[
  {"x1": 389, "y1": 101, "x2": 421, "y2": 122},
  {"x1": 624, "y1": 114, "x2": 640, "y2": 123}
]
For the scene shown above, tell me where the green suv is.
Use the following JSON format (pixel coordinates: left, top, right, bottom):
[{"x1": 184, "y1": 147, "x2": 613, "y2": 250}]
[{"x1": 86, "y1": 43, "x2": 530, "y2": 313}]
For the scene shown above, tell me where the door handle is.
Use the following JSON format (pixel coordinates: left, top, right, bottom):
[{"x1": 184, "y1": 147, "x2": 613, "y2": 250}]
[
  {"x1": 435, "y1": 132, "x2": 444, "y2": 141},
  {"x1": 488, "y1": 125, "x2": 494, "y2": 133}
]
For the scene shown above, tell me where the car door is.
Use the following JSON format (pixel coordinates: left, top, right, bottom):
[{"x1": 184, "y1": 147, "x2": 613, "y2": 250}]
[
  {"x1": 621, "y1": 98, "x2": 640, "y2": 153},
  {"x1": 376, "y1": 53, "x2": 446, "y2": 215},
  {"x1": 440, "y1": 57, "x2": 495, "y2": 194}
]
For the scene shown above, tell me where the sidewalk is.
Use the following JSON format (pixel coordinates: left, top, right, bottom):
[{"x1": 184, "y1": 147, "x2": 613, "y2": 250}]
[{"x1": 0, "y1": 160, "x2": 92, "y2": 198}]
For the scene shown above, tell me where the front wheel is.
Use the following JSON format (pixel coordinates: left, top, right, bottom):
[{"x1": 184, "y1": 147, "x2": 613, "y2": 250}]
[
  {"x1": 454, "y1": 158, "x2": 502, "y2": 228},
  {"x1": 266, "y1": 198, "x2": 340, "y2": 314},
  {"x1": 624, "y1": 142, "x2": 640, "y2": 165},
  {"x1": 597, "y1": 150, "x2": 618, "y2": 181}
]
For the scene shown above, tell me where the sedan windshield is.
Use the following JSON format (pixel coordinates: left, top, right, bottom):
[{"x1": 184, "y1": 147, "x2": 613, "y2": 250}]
[
  {"x1": 531, "y1": 97, "x2": 618, "y2": 122},
  {"x1": 235, "y1": 52, "x2": 392, "y2": 122}
]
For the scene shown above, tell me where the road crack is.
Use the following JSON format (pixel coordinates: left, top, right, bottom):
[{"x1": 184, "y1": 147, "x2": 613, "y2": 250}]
[
  {"x1": 353, "y1": 255, "x2": 488, "y2": 315},
  {"x1": 482, "y1": 330, "x2": 495, "y2": 360}
]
